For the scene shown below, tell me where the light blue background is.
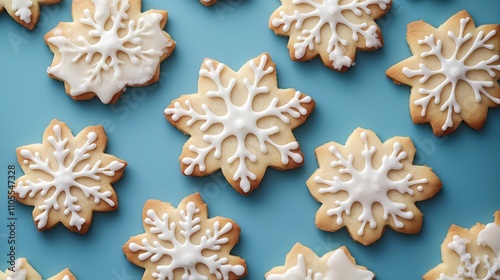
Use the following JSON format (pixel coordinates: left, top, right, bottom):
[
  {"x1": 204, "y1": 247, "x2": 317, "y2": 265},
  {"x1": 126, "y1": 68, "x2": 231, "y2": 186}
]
[{"x1": 1, "y1": 0, "x2": 500, "y2": 279}]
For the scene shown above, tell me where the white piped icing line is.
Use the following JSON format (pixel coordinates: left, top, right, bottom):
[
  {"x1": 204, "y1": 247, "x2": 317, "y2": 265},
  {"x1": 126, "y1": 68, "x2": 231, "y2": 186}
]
[
  {"x1": 46, "y1": 0, "x2": 174, "y2": 104},
  {"x1": 314, "y1": 131, "x2": 428, "y2": 236},
  {"x1": 437, "y1": 223, "x2": 500, "y2": 280},
  {"x1": 402, "y1": 15, "x2": 500, "y2": 132},
  {"x1": 62, "y1": 275, "x2": 71, "y2": 280},
  {"x1": 271, "y1": 0, "x2": 391, "y2": 70},
  {"x1": 11, "y1": 0, "x2": 33, "y2": 23},
  {"x1": 15, "y1": 121, "x2": 125, "y2": 232},
  {"x1": 266, "y1": 246, "x2": 374, "y2": 280},
  {"x1": 127, "y1": 195, "x2": 246, "y2": 279},
  {"x1": 6, "y1": 259, "x2": 26, "y2": 280},
  {"x1": 165, "y1": 54, "x2": 313, "y2": 193}
]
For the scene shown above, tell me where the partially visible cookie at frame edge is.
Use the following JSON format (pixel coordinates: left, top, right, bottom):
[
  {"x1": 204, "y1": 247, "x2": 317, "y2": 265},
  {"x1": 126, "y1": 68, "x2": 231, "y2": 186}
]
[
  {"x1": 0, "y1": 0, "x2": 61, "y2": 30},
  {"x1": 198, "y1": 0, "x2": 217, "y2": 6},
  {"x1": 164, "y1": 52, "x2": 315, "y2": 195},
  {"x1": 306, "y1": 127, "x2": 442, "y2": 245},
  {"x1": 386, "y1": 10, "x2": 500, "y2": 136},
  {"x1": 265, "y1": 243, "x2": 374, "y2": 279},
  {"x1": 123, "y1": 193, "x2": 247, "y2": 280},
  {"x1": 44, "y1": 0, "x2": 176, "y2": 104},
  {"x1": 424, "y1": 211, "x2": 500, "y2": 279},
  {"x1": 0, "y1": 258, "x2": 76, "y2": 280},
  {"x1": 269, "y1": 0, "x2": 392, "y2": 72},
  {"x1": 15, "y1": 119, "x2": 127, "y2": 234}
]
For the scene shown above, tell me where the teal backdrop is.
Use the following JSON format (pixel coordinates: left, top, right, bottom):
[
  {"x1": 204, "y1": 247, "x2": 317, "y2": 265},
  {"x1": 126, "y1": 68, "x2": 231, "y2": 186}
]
[{"x1": 1, "y1": 0, "x2": 499, "y2": 278}]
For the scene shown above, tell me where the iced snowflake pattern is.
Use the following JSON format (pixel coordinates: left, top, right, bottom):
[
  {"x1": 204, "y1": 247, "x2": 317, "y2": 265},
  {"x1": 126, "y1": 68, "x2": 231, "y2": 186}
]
[
  {"x1": 125, "y1": 194, "x2": 246, "y2": 280},
  {"x1": 270, "y1": 0, "x2": 391, "y2": 70},
  {"x1": 425, "y1": 211, "x2": 500, "y2": 280},
  {"x1": 308, "y1": 128, "x2": 441, "y2": 244},
  {"x1": 387, "y1": 11, "x2": 500, "y2": 135},
  {"x1": 45, "y1": 0, "x2": 175, "y2": 104},
  {"x1": 15, "y1": 120, "x2": 126, "y2": 233},
  {"x1": 165, "y1": 53, "x2": 314, "y2": 194},
  {"x1": 437, "y1": 236, "x2": 500, "y2": 280}
]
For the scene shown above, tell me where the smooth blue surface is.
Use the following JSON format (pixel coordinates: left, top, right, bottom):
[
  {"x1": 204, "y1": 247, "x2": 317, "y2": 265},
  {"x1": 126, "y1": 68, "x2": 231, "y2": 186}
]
[{"x1": 1, "y1": 0, "x2": 500, "y2": 279}]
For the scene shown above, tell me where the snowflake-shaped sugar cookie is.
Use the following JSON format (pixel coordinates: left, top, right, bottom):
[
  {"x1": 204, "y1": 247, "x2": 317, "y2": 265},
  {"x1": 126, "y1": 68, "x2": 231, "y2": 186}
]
[
  {"x1": 0, "y1": 258, "x2": 76, "y2": 280},
  {"x1": 123, "y1": 193, "x2": 247, "y2": 280},
  {"x1": 0, "y1": 0, "x2": 61, "y2": 29},
  {"x1": 424, "y1": 211, "x2": 500, "y2": 280},
  {"x1": 269, "y1": 0, "x2": 392, "y2": 71},
  {"x1": 44, "y1": 0, "x2": 176, "y2": 104},
  {"x1": 307, "y1": 127, "x2": 442, "y2": 245},
  {"x1": 15, "y1": 119, "x2": 126, "y2": 233},
  {"x1": 387, "y1": 10, "x2": 500, "y2": 136},
  {"x1": 265, "y1": 243, "x2": 374, "y2": 280},
  {"x1": 164, "y1": 53, "x2": 315, "y2": 195}
]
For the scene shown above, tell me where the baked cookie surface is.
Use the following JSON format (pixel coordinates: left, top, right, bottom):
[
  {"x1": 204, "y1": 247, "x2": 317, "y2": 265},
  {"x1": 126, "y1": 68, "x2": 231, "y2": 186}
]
[
  {"x1": 265, "y1": 243, "x2": 374, "y2": 280},
  {"x1": 0, "y1": 258, "x2": 76, "y2": 280},
  {"x1": 424, "y1": 211, "x2": 500, "y2": 280},
  {"x1": 44, "y1": 0, "x2": 176, "y2": 104},
  {"x1": 307, "y1": 127, "x2": 441, "y2": 245},
  {"x1": 165, "y1": 53, "x2": 315, "y2": 195},
  {"x1": 15, "y1": 119, "x2": 126, "y2": 233},
  {"x1": 269, "y1": 0, "x2": 392, "y2": 71},
  {"x1": 0, "y1": 0, "x2": 61, "y2": 29},
  {"x1": 387, "y1": 10, "x2": 500, "y2": 135},
  {"x1": 123, "y1": 193, "x2": 246, "y2": 280}
]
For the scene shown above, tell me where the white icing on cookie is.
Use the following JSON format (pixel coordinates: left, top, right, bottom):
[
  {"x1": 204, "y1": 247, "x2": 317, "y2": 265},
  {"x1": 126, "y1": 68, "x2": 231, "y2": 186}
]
[
  {"x1": 314, "y1": 131, "x2": 427, "y2": 236},
  {"x1": 128, "y1": 200, "x2": 245, "y2": 279},
  {"x1": 477, "y1": 222, "x2": 500, "y2": 256},
  {"x1": 47, "y1": 0, "x2": 173, "y2": 104},
  {"x1": 6, "y1": 259, "x2": 26, "y2": 280},
  {"x1": 11, "y1": 0, "x2": 33, "y2": 23},
  {"x1": 438, "y1": 233, "x2": 500, "y2": 280},
  {"x1": 271, "y1": 0, "x2": 390, "y2": 70},
  {"x1": 165, "y1": 54, "x2": 313, "y2": 193},
  {"x1": 402, "y1": 16, "x2": 500, "y2": 131},
  {"x1": 267, "y1": 249, "x2": 374, "y2": 280},
  {"x1": 15, "y1": 123, "x2": 124, "y2": 231}
]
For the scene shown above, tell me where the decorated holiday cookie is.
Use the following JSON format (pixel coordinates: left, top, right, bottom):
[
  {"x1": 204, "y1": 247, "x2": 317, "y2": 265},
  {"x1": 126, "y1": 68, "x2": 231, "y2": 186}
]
[
  {"x1": 0, "y1": 258, "x2": 76, "y2": 280},
  {"x1": 269, "y1": 0, "x2": 392, "y2": 71},
  {"x1": 164, "y1": 53, "x2": 315, "y2": 195},
  {"x1": 15, "y1": 119, "x2": 127, "y2": 233},
  {"x1": 0, "y1": 0, "x2": 60, "y2": 29},
  {"x1": 44, "y1": 0, "x2": 176, "y2": 104},
  {"x1": 307, "y1": 127, "x2": 441, "y2": 245},
  {"x1": 386, "y1": 10, "x2": 500, "y2": 136},
  {"x1": 265, "y1": 243, "x2": 374, "y2": 280},
  {"x1": 123, "y1": 193, "x2": 247, "y2": 280},
  {"x1": 424, "y1": 211, "x2": 500, "y2": 279}
]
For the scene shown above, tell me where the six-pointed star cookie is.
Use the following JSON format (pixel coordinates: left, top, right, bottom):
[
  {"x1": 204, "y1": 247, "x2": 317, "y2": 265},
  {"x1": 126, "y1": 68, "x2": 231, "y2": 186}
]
[
  {"x1": 15, "y1": 119, "x2": 127, "y2": 233},
  {"x1": 269, "y1": 0, "x2": 392, "y2": 71},
  {"x1": 424, "y1": 211, "x2": 500, "y2": 280},
  {"x1": 307, "y1": 127, "x2": 442, "y2": 245},
  {"x1": 265, "y1": 243, "x2": 374, "y2": 280},
  {"x1": 387, "y1": 10, "x2": 500, "y2": 136},
  {"x1": 0, "y1": 0, "x2": 61, "y2": 29},
  {"x1": 123, "y1": 193, "x2": 247, "y2": 280},
  {"x1": 44, "y1": 0, "x2": 176, "y2": 104},
  {"x1": 165, "y1": 53, "x2": 315, "y2": 195}
]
